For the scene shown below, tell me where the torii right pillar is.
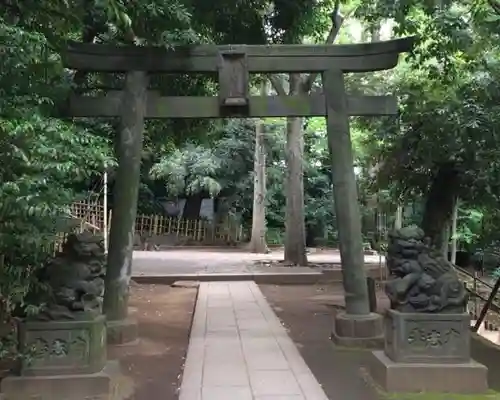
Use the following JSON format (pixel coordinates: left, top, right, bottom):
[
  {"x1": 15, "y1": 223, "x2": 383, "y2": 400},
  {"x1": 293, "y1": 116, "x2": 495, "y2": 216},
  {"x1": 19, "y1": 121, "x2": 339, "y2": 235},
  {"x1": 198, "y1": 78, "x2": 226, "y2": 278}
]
[{"x1": 323, "y1": 68, "x2": 385, "y2": 347}]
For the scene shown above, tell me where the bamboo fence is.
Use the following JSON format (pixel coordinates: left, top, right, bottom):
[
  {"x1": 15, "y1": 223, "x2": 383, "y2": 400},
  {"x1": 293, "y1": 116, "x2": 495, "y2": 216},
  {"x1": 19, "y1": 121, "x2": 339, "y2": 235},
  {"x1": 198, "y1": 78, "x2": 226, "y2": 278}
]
[
  {"x1": 48, "y1": 200, "x2": 106, "y2": 253},
  {"x1": 69, "y1": 201, "x2": 243, "y2": 245},
  {"x1": 70, "y1": 200, "x2": 105, "y2": 233}
]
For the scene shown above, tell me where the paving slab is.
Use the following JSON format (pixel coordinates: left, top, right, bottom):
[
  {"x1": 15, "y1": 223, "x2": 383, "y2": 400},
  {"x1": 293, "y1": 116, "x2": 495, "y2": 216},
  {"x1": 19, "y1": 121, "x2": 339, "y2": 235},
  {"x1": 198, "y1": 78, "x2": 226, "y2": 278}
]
[{"x1": 179, "y1": 281, "x2": 329, "y2": 400}]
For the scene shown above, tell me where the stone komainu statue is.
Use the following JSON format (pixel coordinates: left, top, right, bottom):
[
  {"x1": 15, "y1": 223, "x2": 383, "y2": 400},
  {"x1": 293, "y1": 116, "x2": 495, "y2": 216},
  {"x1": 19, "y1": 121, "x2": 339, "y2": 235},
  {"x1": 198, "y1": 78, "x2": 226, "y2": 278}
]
[
  {"x1": 385, "y1": 226, "x2": 468, "y2": 314},
  {"x1": 36, "y1": 231, "x2": 106, "y2": 320}
]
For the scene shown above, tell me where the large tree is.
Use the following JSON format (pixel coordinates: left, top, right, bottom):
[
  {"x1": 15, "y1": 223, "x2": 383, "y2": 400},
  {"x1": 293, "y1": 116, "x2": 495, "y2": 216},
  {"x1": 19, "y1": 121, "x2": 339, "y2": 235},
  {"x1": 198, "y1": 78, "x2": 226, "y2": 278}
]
[
  {"x1": 267, "y1": 0, "x2": 342, "y2": 265},
  {"x1": 248, "y1": 82, "x2": 270, "y2": 253},
  {"x1": 354, "y1": 0, "x2": 500, "y2": 249}
]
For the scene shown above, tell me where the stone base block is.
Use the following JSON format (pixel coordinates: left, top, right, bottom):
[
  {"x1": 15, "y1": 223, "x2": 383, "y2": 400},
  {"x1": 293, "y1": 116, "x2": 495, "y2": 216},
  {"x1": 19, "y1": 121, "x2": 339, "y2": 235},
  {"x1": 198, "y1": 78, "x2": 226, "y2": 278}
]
[
  {"x1": 368, "y1": 350, "x2": 488, "y2": 393},
  {"x1": 331, "y1": 312, "x2": 384, "y2": 349},
  {"x1": 1, "y1": 366, "x2": 111, "y2": 400},
  {"x1": 385, "y1": 310, "x2": 470, "y2": 364},
  {"x1": 107, "y1": 317, "x2": 138, "y2": 345},
  {"x1": 19, "y1": 316, "x2": 107, "y2": 376}
]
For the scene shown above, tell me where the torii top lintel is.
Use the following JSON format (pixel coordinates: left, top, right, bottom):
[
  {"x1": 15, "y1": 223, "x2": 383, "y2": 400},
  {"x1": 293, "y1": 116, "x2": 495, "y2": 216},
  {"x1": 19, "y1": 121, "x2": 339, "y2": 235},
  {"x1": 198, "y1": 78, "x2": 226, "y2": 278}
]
[{"x1": 63, "y1": 37, "x2": 415, "y2": 74}]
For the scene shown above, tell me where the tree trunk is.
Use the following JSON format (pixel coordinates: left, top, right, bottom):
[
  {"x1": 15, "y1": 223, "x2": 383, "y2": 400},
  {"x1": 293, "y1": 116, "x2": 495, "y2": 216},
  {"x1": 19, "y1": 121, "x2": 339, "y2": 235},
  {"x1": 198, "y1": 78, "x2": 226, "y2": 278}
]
[
  {"x1": 450, "y1": 197, "x2": 459, "y2": 263},
  {"x1": 248, "y1": 82, "x2": 269, "y2": 253},
  {"x1": 269, "y1": 12, "x2": 346, "y2": 264},
  {"x1": 394, "y1": 204, "x2": 403, "y2": 229},
  {"x1": 269, "y1": 12, "x2": 346, "y2": 265},
  {"x1": 103, "y1": 71, "x2": 148, "y2": 321},
  {"x1": 284, "y1": 113, "x2": 308, "y2": 266},
  {"x1": 421, "y1": 163, "x2": 461, "y2": 250},
  {"x1": 369, "y1": 21, "x2": 381, "y2": 42},
  {"x1": 442, "y1": 224, "x2": 450, "y2": 258},
  {"x1": 182, "y1": 194, "x2": 203, "y2": 220}
]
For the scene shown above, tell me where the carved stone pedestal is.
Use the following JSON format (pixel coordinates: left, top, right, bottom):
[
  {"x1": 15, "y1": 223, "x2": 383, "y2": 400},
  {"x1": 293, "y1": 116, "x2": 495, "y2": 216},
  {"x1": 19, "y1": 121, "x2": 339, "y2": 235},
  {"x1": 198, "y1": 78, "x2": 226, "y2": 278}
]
[
  {"x1": 368, "y1": 310, "x2": 488, "y2": 393},
  {"x1": 331, "y1": 312, "x2": 384, "y2": 349},
  {"x1": 1, "y1": 316, "x2": 111, "y2": 400}
]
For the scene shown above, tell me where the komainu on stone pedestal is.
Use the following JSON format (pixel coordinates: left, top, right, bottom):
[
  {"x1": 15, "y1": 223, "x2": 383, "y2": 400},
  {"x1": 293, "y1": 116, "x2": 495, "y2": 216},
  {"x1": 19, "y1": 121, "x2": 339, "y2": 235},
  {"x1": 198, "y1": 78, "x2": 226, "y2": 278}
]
[
  {"x1": 1, "y1": 232, "x2": 111, "y2": 400},
  {"x1": 19, "y1": 232, "x2": 107, "y2": 375},
  {"x1": 367, "y1": 226, "x2": 488, "y2": 394},
  {"x1": 37, "y1": 231, "x2": 106, "y2": 321},
  {"x1": 383, "y1": 226, "x2": 471, "y2": 364}
]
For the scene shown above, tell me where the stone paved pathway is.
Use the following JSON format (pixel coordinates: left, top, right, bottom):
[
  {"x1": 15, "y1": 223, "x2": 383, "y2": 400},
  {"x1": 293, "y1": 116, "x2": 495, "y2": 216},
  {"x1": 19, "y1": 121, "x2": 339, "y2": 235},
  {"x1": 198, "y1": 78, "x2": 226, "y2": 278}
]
[
  {"x1": 179, "y1": 281, "x2": 329, "y2": 400},
  {"x1": 132, "y1": 249, "x2": 384, "y2": 276}
]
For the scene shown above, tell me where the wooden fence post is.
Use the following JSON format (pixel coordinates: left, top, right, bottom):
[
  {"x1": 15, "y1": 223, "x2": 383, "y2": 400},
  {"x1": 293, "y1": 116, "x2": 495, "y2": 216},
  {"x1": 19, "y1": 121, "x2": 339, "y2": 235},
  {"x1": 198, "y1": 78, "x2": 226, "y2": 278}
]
[{"x1": 152, "y1": 215, "x2": 159, "y2": 236}]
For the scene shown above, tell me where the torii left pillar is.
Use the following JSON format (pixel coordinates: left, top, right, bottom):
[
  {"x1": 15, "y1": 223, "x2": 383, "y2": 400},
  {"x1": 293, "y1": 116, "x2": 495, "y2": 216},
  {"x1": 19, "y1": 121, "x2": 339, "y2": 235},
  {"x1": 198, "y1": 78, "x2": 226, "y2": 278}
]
[{"x1": 103, "y1": 70, "x2": 149, "y2": 344}]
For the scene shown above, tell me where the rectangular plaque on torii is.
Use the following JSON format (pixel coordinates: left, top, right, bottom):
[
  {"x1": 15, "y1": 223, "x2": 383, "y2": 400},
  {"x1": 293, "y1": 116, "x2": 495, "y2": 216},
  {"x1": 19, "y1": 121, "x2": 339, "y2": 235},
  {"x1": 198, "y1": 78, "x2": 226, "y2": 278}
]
[{"x1": 217, "y1": 49, "x2": 249, "y2": 109}]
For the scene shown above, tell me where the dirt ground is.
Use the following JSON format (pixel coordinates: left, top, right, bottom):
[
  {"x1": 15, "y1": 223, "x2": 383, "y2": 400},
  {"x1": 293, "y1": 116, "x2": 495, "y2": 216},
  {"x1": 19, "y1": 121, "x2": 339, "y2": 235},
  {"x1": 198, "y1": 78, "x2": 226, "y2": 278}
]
[
  {"x1": 108, "y1": 283, "x2": 198, "y2": 400},
  {"x1": 260, "y1": 284, "x2": 500, "y2": 400}
]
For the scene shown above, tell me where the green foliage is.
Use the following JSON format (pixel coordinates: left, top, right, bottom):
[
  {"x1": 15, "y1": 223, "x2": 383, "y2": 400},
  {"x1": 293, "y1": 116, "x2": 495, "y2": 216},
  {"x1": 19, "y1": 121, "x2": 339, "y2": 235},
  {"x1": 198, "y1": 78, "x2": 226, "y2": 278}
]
[
  {"x1": 150, "y1": 114, "x2": 341, "y2": 244},
  {"x1": 455, "y1": 208, "x2": 484, "y2": 246},
  {"x1": 349, "y1": 0, "x2": 500, "y2": 250},
  {"x1": 491, "y1": 267, "x2": 500, "y2": 280},
  {"x1": 266, "y1": 228, "x2": 285, "y2": 245},
  {"x1": 150, "y1": 143, "x2": 223, "y2": 197},
  {"x1": 0, "y1": 10, "x2": 111, "y2": 338}
]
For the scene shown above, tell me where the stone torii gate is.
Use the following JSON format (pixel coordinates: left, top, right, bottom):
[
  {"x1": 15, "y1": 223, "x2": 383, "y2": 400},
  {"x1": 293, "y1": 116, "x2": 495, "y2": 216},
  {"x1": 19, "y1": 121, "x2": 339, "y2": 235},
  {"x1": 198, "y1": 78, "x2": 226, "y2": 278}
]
[{"x1": 63, "y1": 37, "x2": 414, "y2": 345}]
